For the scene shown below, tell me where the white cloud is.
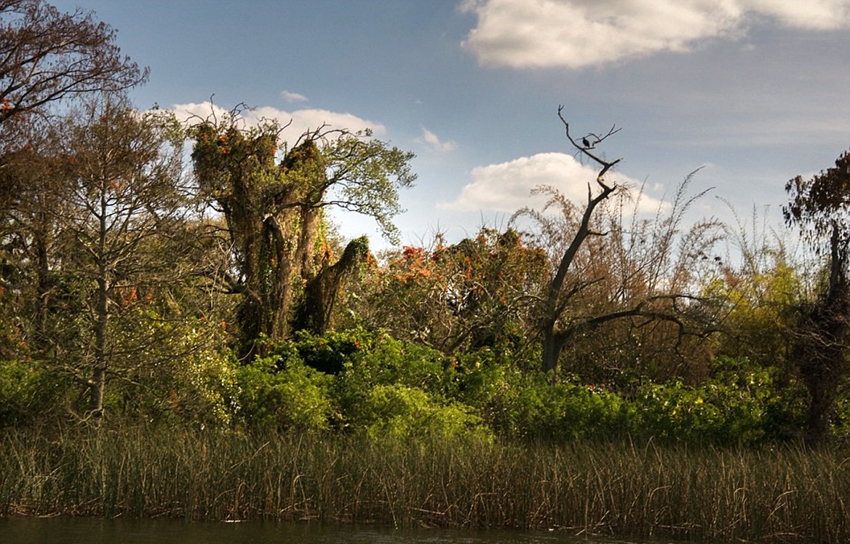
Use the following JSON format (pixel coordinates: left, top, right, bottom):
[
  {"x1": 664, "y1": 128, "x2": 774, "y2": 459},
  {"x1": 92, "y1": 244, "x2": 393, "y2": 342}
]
[
  {"x1": 460, "y1": 0, "x2": 850, "y2": 69},
  {"x1": 281, "y1": 90, "x2": 308, "y2": 103},
  {"x1": 440, "y1": 152, "x2": 664, "y2": 214},
  {"x1": 416, "y1": 127, "x2": 457, "y2": 152},
  {"x1": 171, "y1": 101, "x2": 387, "y2": 140}
]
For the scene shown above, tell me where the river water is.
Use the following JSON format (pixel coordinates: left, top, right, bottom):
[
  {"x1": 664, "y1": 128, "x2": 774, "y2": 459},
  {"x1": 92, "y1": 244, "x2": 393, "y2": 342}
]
[{"x1": 0, "y1": 518, "x2": 680, "y2": 544}]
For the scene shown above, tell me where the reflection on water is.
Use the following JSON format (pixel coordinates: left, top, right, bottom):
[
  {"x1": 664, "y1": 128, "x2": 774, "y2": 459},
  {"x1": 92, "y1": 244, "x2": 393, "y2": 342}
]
[{"x1": 0, "y1": 517, "x2": 679, "y2": 544}]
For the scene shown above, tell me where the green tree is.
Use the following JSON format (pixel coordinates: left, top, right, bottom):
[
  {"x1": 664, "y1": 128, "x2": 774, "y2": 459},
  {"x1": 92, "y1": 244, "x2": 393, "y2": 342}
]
[
  {"x1": 189, "y1": 111, "x2": 415, "y2": 359},
  {"x1": 783, "y1": 149, "x2": 850, "y2": 444},
  {"x1": 45, "y1": 94, "x2": 192, "y2": 419},
  {"x1": 706, "y1": 208, "x2": 802, "y2": 370}
]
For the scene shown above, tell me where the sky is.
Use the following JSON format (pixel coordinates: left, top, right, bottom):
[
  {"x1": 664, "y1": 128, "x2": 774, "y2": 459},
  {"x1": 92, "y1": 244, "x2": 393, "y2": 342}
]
[{"x1": 52, "y1": 0, "x2": 850, "y2": 251}]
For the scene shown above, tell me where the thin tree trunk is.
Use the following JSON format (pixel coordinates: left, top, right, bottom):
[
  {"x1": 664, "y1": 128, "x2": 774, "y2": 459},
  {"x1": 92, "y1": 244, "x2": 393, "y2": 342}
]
[{"x1": 90, "y1": 185, "x2": 109, "y2": 419}]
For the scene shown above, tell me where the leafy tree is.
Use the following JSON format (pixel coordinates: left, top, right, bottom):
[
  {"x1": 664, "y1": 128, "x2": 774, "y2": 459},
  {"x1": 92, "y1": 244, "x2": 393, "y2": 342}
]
[
  {"x1": 34, "y1": 94, "x2": 194, "y2": 419},
  {"x1": 349, "y1": 228, "x2": 548, "y2": 359},
  {"x1": 189, "y1": 111, "x2": 415, "y2": 359},
  {"x1": 706, "y1": 208, "x2": 802, "y2": 370},
  {"x1": 783, "y1": 149, "x2": 850, "y2": 444}
]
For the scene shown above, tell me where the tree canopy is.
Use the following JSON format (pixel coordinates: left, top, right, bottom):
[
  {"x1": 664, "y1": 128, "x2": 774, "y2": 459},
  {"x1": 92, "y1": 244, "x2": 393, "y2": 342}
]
[
  {"x1": 0, "y1": 0, "x2": 146, "y2": 125},
  {"x1": 189, "y1": 111, "x2": 415, "y2": 357}
]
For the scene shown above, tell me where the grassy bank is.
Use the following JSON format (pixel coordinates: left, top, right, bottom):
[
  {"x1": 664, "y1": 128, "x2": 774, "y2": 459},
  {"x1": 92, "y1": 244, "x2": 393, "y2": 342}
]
[{"x1": 1, "y1": 426, "x2": 849, "y2": 542}]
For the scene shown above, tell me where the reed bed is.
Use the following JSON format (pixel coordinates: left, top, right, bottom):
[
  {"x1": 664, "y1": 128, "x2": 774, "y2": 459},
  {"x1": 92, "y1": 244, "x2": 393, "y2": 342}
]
[{"x1": 1, "y1": 426, "x2": 849, "y2": 542}]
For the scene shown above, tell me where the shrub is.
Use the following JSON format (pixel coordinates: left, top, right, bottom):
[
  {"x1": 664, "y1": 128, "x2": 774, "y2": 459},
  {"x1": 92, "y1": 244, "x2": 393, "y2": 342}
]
[
  {"x1": 352, "y1": 383, "x2": 487, "y2": 439},
  {"x1": 0, "y1": 359, "x2": 66, "y2": 426},
  {"x1": 235, "y1": 354, "x2": 334, "y2": 432},
  {"x1": 633, "y1": 357, "x2": 808, "y2": 444}
]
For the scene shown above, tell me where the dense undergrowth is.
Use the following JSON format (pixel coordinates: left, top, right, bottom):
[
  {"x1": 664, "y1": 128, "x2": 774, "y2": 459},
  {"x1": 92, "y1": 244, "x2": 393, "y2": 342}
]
[
  {"x1": 4, "y1": 327, "x2": 848, "y2": 445},
  {"x1": 4, "y1": 319, "x2": 850, "y2": 544}
]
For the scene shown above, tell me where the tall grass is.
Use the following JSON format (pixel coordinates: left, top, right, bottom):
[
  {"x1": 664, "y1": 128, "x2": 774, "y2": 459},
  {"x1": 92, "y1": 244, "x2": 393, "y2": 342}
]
[{"x1": 1, "y1": 426, "x2": 849, "y2": 542}]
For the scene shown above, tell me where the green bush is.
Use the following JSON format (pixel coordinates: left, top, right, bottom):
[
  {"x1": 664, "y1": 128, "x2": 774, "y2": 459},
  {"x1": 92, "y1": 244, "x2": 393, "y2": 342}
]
[
  {"x1": 353, "y1": 383, "x2": 487, "y2": 439},
  {"x1": 195, "y1": 329, "x2": 818, "y2": 446},
  {"x1": 235, "y1": 329, "x2": 475, "y2": 437},
  {"x1": 236, "y1": 353, "x2": 334, "y2": 432},
  {"x1": 0, "y1": 359, "x2": 66, "y2": 426},
  {"x1": 633, "y1": 357, "x2": 807, "y2": 444}
]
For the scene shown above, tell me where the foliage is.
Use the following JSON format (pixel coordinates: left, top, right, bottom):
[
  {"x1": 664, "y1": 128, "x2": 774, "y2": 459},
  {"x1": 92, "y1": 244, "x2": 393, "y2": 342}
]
[
  {"x1": 0, "y1": 12, "x2": 847, "y2": 452},
  {"x1": 785, "y1": 150, "x2": 850, "y2": 247},
  {"x1": 236, "y1": 351, "x2": 334, "y2": 432},
  {"x1": 354, "y1": 384, "x2": 485, "y2": 440},
  {"x1": 633, "y1": 357, "x2": 807, "y2": 445},
  {"x1": 783, "y1": 148, "x2": 850, "y2": 444},
  {"x1": 705, "y1": 244, "x2": 802, "y2": 369},
  {"x1": 474, "y1": 369, "x2": 633, "y2": 441},
  {"x1": 349, "y1": 228, "x2": 548, "y2": 357},
  {"x1": 189, "y1": 112, "x2": 415, "y2": 356},
  {"x1": 0, "y1": 0, "x2": 147, "y2": 126},
  {"x1": 222, "y1": 328, "x2": 812, "y2": 445},
  {"x1": 0, "y1": 359, "x2": 66, "y2": 426},
  {"x1": 230, "y1": 329, "x2": 485, "y2": 439}
]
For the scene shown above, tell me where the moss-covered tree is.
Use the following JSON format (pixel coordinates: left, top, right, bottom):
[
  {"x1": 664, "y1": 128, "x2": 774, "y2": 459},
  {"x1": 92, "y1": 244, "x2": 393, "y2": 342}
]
[{"x1": 190, "y1": 112, "x2": 415, "y2": 359}]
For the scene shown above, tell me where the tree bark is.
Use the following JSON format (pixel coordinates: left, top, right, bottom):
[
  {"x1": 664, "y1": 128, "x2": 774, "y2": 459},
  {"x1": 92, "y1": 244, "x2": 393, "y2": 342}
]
[{"x1": 541, "y1": 327, "x2": 563, "y2": 374}]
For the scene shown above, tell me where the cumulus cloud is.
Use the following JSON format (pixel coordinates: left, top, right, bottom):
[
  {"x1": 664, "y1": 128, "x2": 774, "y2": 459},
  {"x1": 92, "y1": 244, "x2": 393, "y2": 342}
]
[
  {"x1": 460, "y1": 0, "x2": 850, "y2": 69},
  {"x1": 416, "y1": 127, "x2": 457, "y2": 152},
  {"x1": 281, "y1": 90, "x2": 308, "y2": 103},
  {"x1": 171, "y1": 101, "x2": 386, "y2": 139},
  {"x1": 440, "y1": 152, "x2": 664, "y2": 214}
]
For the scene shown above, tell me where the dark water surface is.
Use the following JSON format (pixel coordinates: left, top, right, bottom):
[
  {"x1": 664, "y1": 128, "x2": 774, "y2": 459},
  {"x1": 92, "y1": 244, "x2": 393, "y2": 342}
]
[{"x1": 0, "y1": 517, "x2": 681, "y2": 544}]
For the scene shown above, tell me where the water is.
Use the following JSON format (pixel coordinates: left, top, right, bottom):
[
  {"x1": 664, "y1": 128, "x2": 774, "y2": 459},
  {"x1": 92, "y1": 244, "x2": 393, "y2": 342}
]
[{"x1": 0, "y1": 518, "x2": 680, "y2": 544}]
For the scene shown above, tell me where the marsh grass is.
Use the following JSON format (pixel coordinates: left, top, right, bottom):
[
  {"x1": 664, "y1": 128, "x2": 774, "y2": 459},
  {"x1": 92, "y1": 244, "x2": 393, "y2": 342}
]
[{"x1": 1, "y1": 426, "x2": 849, "y2": 542}]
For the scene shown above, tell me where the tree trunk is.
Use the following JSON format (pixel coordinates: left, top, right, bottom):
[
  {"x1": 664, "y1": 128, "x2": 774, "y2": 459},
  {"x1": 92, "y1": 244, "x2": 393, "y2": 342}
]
[
  {"x1": 294, "y1": 237, "x2": 368, "y2": 335},
  {"x1": 90, "y1": 187, "x2": 109, "y2": 420},
  {"x1": 89, "y1": 273, "x2": 108, "y2": 419},
  {"x1": 795, "y1": 225, "x2": 849, "y2": 446},
  {"x1": 542, "y1": 326, "x2": 562, "y2": 375},
  {"x1": 805, "y1": 382, "x2": 832, "y2": 446},
  {"x1": 88, "y1": 365, "x2": 106, "y2": 418}
]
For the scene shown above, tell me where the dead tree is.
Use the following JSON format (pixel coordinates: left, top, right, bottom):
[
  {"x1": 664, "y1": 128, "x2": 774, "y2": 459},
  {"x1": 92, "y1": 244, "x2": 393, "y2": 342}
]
[
  {"x1": 538, "y1": 107, "x2": 622, "y2": 373},
  {"x1": 519, "y1": 108, "x2": 719, "y2": 378}
]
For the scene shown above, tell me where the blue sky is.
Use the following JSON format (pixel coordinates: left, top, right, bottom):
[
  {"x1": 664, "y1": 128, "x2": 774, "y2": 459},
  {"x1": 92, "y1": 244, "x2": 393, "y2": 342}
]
[{"x1": 53, "y1": 0, "x2": 850, "y2": 250}]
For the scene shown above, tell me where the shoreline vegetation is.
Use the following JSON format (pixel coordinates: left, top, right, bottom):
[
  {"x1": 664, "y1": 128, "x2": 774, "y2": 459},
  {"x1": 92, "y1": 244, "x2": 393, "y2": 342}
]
[
  {"x1": 4, "y1": 3, "x2": 850, "y2": 544},
  {"x1": 2, "y1": 426, "x2": 849, "y2": 543}
]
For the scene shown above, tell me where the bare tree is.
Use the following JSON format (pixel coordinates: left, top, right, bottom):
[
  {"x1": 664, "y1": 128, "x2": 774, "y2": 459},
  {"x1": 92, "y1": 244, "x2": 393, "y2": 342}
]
[
  {"x1": 514, "y1": 108, "x2": 720, "y2": 377},
  {"x1": 0, "y1": 0, "x2": 146, "y2": 125}
]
